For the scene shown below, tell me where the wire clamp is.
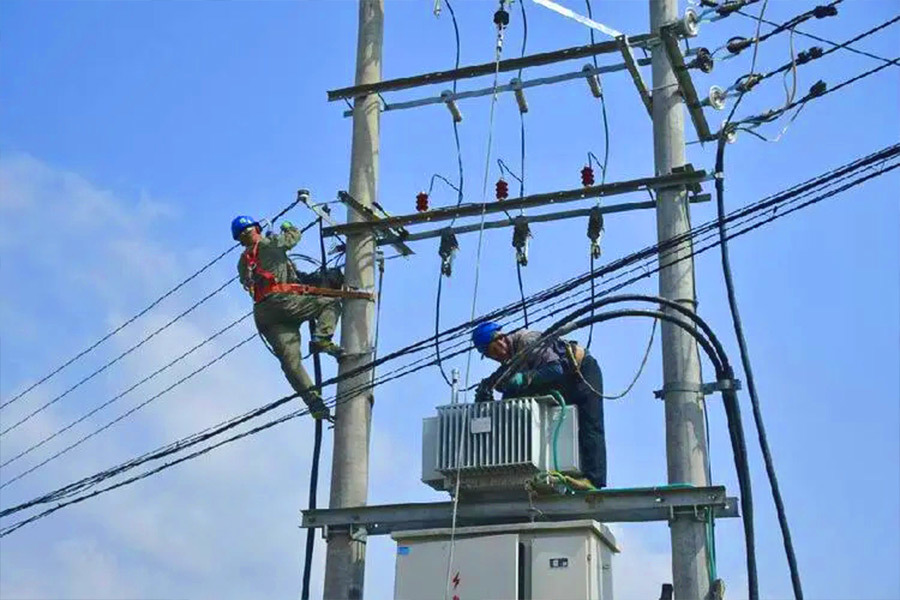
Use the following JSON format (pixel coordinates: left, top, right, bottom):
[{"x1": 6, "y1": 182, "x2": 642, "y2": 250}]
[{"x1": 701, "y1": 378, "x2": 742, "y2": 395}]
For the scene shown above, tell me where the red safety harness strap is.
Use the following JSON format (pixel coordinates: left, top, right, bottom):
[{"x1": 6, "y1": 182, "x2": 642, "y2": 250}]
[{"x1": 243, "y1": 244, "x2": 373, "y2": 303}]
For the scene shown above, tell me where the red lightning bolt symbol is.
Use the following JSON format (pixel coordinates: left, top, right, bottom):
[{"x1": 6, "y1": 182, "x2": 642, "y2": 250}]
[{"x1": 452, "y1": 572, "x2": 460, "y2": 589}]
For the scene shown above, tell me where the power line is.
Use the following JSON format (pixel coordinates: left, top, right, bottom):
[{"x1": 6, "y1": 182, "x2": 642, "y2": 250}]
[
  {"x1": 0, "y1": 244, "x2": 240, "y2": 410},
  {"x1": 0, "y1": 276, "x2": 239, "y2": 437},
  {"x1": 735, "y1": 55, "x2": 900, "y2": 131},
  {"x1": 0, "y1": 312, "x2": 253, "y2": 472},
  {"x1": 736, "y1": 8, "x2": 900, "y2": 66},
  {"x1": 1, "y1": 195, "x2": 311, "y2": 412},
  {"x1": 0, "y1": 332, "x2": 256, "y2": 490}
]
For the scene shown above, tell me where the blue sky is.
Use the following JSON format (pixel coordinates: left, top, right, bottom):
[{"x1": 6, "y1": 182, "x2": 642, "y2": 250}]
[{"x1": 0, "y1": 1, "x2": 898, "y2": 599}]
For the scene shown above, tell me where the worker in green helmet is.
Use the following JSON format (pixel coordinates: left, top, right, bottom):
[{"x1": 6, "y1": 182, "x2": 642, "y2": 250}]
[{"x1": 232, "y1": 214, "x2": 342, "y2": 421}]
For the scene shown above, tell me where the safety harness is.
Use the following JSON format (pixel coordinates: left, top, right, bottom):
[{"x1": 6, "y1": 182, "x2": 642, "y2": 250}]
[{"x1": 243, "y1": 242, "x2": 373, "y2": 303}]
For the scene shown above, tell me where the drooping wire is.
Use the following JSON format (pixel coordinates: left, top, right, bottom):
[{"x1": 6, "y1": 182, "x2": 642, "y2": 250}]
[
  {"x1": 0, "y1": 312, "x2": 253, "y2": 472},
  {"x1": 1, "y1": 199, "x2": 311, "y2": 411},
  {"x1": 3, "y1": 150, "x2": 897, "y2": 535},
  {"x1": 584, "y1": 0, "x2": 611, "y2": 351},
  {"x1": 0, "y1": 333, "x2": 256, "y2": 491},
  {"x1": 601, "y1": 318, "x2": 656, "y2": 400},
  {"x1": 516, "y1": 0, "x2": 530, "y2": 329},
  {"x1": 434, "y1": 270, "x2": 454, "y2": 387},
  {"x1": 0, "y1": 243, "x2": 240, "y2": 410},
  {"x1": 433, "y1": 0, "x2": 465, "y2": 387},
  {"x1": 716, "y1": 134, "x2": 803, "y2": 599},
  {"x1": 0, "y1": 276, "x2": 239, "y2": 437}
]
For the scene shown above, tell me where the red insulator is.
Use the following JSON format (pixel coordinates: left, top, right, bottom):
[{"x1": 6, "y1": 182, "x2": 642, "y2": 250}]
[
  {"x1": 416, "y1": 191, "x2": 429, "y2": 212},
  {"x1": 495, "y1": 178, "x2": 509, "y2": 200},
  {"x1": 581, "y1": 165, "x2": 595, "y2": 187}
]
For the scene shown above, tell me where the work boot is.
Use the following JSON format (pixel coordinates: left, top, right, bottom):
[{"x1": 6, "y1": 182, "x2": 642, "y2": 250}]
[
  {"x1": 306, "y1": 393, "x2": 334, "y2": 422},
  {"x1": 309, "y1": 338, "x2": 344, "y2": 359}
]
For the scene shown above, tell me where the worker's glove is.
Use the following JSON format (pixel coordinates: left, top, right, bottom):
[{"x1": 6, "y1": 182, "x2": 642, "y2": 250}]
[
  {"x1": 475, "y1": 379, "x2": 495, "y2": 403},
  {"x1": 280, "y1": 220, "x2": 295, "y2": 230},
  {"x1": 307, "y1": 395, "x2": 334, "y2": 422},
  {"x1": 498, "y1": 372, "x2": 528, "y2": 395}
]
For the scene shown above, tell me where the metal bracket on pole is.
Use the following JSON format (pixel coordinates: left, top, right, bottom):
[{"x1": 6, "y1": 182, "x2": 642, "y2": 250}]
[
  {"x1": 337, "y1": 191, "x2": 415, "y2": 256},
  {"x1": 654, "y1": 379, "x2": 742, "y2": 399},
  {"x1": 323, "y1": 170, "x2": 709, "y2": 238},
  {"x1": 660, "y1": 25, "x2": 715, "y2": 142},
  {"x1": 327, "y1": 36, "x2": 656, "y2": 102},
  {"x1": 369, "y1": 192, "x2": 710, "y2": 248},
  {"x1": 617, "y1": 35, "x2": 653, "y2": 117},
  {"x1": 302, "y1": 485, "x2": 739, "y2": 535}
]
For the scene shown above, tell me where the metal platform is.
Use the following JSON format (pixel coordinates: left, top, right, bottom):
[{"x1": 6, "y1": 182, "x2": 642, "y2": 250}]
[{"x1": 301, "y1": 485, "x2": 738, "y2": 536}]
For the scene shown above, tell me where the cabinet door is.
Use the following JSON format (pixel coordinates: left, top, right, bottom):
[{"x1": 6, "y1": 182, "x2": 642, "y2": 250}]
[
  {"x1": 395, "y1": 533, "x2": 519, "y2": 600},
  {"x1": 531, "y1": 534, "x2": 589, "y2": 600}
]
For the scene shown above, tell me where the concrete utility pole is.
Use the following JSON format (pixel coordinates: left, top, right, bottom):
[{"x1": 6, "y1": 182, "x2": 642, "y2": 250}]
[
  {"x1": 323, "y1": 0, "x2": 382, "y2": 597},
  {"x1": 650, "y1": 0, "x2": 711, "y2": 598}
]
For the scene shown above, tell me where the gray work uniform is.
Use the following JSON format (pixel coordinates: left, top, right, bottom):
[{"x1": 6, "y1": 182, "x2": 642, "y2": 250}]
[
  {"x1": 501, "y1": 329, "x2": 607, "y2": 489},
  {"x1": 237, "y1": 225, "x2": 341, "y2": 404}
]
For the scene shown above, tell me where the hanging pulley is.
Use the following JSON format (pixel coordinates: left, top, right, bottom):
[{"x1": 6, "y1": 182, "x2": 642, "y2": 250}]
[
  {"x1": 587, "y1": 205, "x2": 604, "y2": 259},
  {"x1": 438, "y1": 228, "x2": 459, "y2": 277},
  {"x1": 512, "y1": 216, "x2": 531, "y2": 267}
]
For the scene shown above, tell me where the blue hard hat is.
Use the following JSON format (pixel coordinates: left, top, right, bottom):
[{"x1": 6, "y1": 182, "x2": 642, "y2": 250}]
[
  {"x1": 472, "y1": 322, "x2": 502, "y2": 353},
  {"x1": 231, "y1": 215, "x2": 259, "y2": 240}
]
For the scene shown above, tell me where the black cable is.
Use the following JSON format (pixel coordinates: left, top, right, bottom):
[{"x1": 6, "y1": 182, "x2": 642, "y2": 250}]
[
  {"x1": 0, "y1": 333, "x2": 257, "y2": 490},
  {"x1": 0, "y1": 276, "x2": 239, "y2": 437},
  {"x1": 584, "y1": 0, "x2": 610, "y2": 350},
  {"x1": 514, "y1": 0, "x2": 530, "y2": 330},
  {"x1": 4, "y1": 149, "x2": 895, "y2": 530},
  {"x1": 759, "y1": 15, "x2": 900, "y2": 82},
  {"x1": 444, "y1": 0, "x2": 466, "y2": 222},
  {"x1": 434, "y1": 269, "x2": 454, "y2": 386},
  {"x1": 0, "y1": 312, "x2": 253, "y2": 471},
  {"x1": 1, "y1": 198, "x2": 309, "y2": 411},
  {"x1": 737, "y1": 9, "x2": 900, "y2": 66},
  {"x1": 734, "y1": 56, "x2": 900, "y2": 130},
  {"x1": 716, "y1": 137, "x2": 803, "y2": 598},
  {"x1": 0, "y1": 243, "x2": 240, "y2": 410},
  {"x1": 301, "y1": 218, "x2": 330, "y2": 600}
]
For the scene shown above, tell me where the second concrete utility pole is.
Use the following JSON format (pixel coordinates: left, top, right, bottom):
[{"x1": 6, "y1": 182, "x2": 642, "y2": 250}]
[{"x1": 650, "y1": 0, "x2": 712, "y2": 597}]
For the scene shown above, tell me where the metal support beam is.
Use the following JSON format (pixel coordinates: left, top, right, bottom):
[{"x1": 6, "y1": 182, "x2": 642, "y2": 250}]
[
  {"x1": 322, "y1": 169, "x2": 709, "y2": 237},
  {"x1": 337, "y1": 191, "x2": 414, "y2": 256},
  {"x1": 618, "y1": 35, "x2": 654, "y2": 116},
  {"x1": 361, "y1": 194, "x2": 710, "y2": 248},
  {"x1": 661, "y1": 25, "x2": 714, "y2": 142},
  {"x1": 327, "y1": 35, "x2": 656, "y2": 101},
  {"x1": 302, "y1": 486, "x2": 738, "y2": 535},
  {"x1": 340, "y1": 59, "x2": 653, "y2": 118}
]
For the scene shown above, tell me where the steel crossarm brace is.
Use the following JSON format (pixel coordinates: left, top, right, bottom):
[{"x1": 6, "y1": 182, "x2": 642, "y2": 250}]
[
  {"x1": 301, "y1": 486, "x2": 738, "y2": 535},
  {"x1": 322, "y1": 170, "x2": 709, "y2": 238},
  {"x1": 617, "y1": 35, "x2": 653, "y2": 116},
  {"x1": 337, "y1": 191, "x2": 414, "y2": 256},
  {"x1": 661, "y1": 26, "x2": 714, "y2": 142},
  {"x1": 327, "y1": 35, "x2": 656, "y2": 102},
  {"x1": 340, "y1": 59, "x2": 653, "y2": 118},
  {"x1": 364, "y1": 194, "x2": 710, "y2": 248}
]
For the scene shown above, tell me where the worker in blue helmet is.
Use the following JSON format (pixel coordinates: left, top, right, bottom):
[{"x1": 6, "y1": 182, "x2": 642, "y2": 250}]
[
  {"x1": 232, "y1": 212, "x2": 343, "y2": 421},
  {"x1": 473, "y1": 322, "x2": 606, "y2": 490}
]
